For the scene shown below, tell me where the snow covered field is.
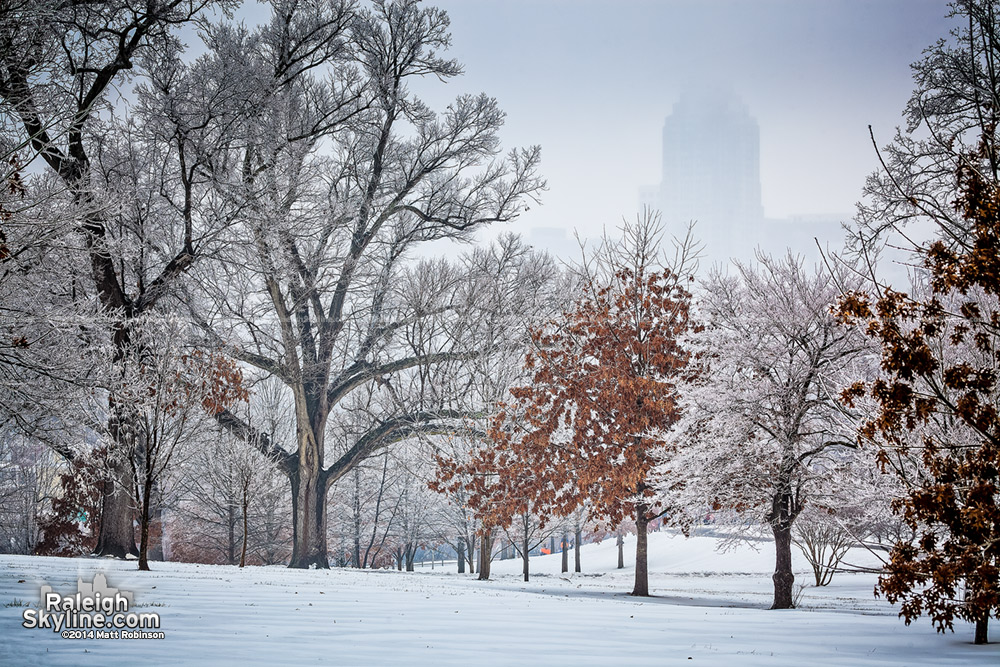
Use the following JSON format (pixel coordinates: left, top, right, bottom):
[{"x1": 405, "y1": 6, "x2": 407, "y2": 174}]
[{"x1": 2, "y1": 531, "x2": 996, "y2": 666}]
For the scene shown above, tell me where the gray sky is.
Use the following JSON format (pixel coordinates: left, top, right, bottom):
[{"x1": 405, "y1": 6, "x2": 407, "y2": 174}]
[
  {"x1": 228, "y1": 0, "x2": 953, "y2": 259},
  {"x1": 409, "y1": 0, "x2": 951, "y2": 250}
]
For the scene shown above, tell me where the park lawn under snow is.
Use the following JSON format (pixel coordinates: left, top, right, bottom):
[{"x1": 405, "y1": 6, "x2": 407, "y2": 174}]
[{"x1": 1, "y1": 531, "x2": 996, "y2": 666}]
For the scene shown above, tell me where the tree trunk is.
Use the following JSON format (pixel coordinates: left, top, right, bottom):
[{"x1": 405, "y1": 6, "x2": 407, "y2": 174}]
[
  {"x1": 288, "y1": 463, "x2": 330, "y2": 569},
  {"x1": 632, "y1": 505, "x2": 649, "y2": 596},
  {"x1": 975, "y1": 614, "x2": 989, "y2": 645},
  {"x1": 522, "y1": 535, "x2": 530, "y2": 582},
  {"x1": 90, "y1": 300, "x2": 139, "y2": 560},
  {"x1": 770, "y1": 522, "x2": 795, "y2": 609},
  {"x1": 767, "y1": 480, "x2": 799, "y2": 610},
  {"x1": 149, "y1": 483, "x2": 164, "y2": 562},
  {"x1": 468, "y1": 533, "x2": 476, "y2": 574},
  {"x1": 561, "y1": 533, "x2": 568, "y2": 573},
  {"x1": 93, "y1": 442, "x2": 137, "y2": 559},
  {"x1": 137, "y1": 474, "x2": 153, "y2": 571},
  {"x1": 239, "y1": 483, "x2": 249, "y2": 568},
  {"x1": 478, "y1": 532, "x2": 492, "y2": 580},
  {"x1": 227, "y1": 498, "x2": 236, "y2": 565},
  {"x1": 352, "y1": 467, "x2": 362, "y2": 568},
  {"x1": 617, "y1": 531, "x2": 625, "y2": 569},
  {"x1": 286, "y1": 384, "x2": 332, "y2": 569},
  {"x1": 575, "y1": 527, "x2": 582, "y2": 573},
  {"x1": 550, "y1": 535, "x2": 556, "y2": 556},
  {"x1": 457, "y1": 537, "x2": 465, "y2": 573},
  {"x1": 405, "y1": 543, "x2": 416, "y2": 571}
]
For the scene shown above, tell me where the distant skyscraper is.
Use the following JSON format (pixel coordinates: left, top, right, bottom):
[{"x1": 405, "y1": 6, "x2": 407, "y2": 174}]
[{"x1": 656, "y1": 90, "x2": 763, "y2": 262}]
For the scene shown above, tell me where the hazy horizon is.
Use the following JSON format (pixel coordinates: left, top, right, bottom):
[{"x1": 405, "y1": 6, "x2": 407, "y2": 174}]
[
  {"x1": 410, "y1": 0, "x2": 951, "y2": 260},
  {"x1": 219, "y1": 0, "x2": 954, "y2": 265}
]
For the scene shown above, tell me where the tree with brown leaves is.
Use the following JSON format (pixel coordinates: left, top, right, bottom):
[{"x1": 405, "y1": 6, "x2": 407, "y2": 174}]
[
  {"x1": 34, "y1": 449, "x2": 103, "y2": 558},
  {"x1": 838, "y1": 146, "x2": 1000, "y2": 644},
  {"x1": 835, "y1": 0, "x2": 1000, "y2": 643},
  {"x1": 436, "y1": 214, "x2": 696, "y2": 596}
]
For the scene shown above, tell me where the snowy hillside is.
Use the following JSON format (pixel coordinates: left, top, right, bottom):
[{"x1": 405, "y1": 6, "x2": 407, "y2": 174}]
[{"x1": 2, "y1": 531, "x2": 995, "y2": 666}]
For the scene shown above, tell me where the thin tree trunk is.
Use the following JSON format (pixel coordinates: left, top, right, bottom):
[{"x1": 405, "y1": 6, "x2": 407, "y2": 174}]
[
  {"x1": 227, "y1": 497, "x2": 236, "y2": 565},
  {"x1": 478, "y1": 532, "x2": 492, "y2": 581},
  {"x1": 362, "y1": 453, "x2": 392, "y2": 569},
  {"x1": 239, "y1": 481, "x2": 249, "y2": 568},
  {"x1": 137, "y1": 475, "x2": 153, "y2": 571},
  {"x1": 522, "y1": 535, "x2": 530, "y2": 582},
  {"x1": 457, "y1": 537, "x2": 465, "y2": 573},
  {"x1": 632, "y1": 504, "x2": 649, "y2": 596},
  {"x1": 975, "y1": 614, "x2": 989, "y2": 645},
  {"x1": 468, "y1": 533, "x2": 476, "y2": 574},
  {"x1": 352, "y1": 467, "x2": 362, "y2": 568},
  {"x1": 149, "y1": 481, "x2": 164, "y2": 562},
  {"x1": 561, "y1": 532, "x2": 568, "y2": 573},
  {"x1": 617, "y1": 531, "x2": 625, "y2": 569},
  {"x1": 575, "y1": 527, "x2": 582, "y2": 573}
]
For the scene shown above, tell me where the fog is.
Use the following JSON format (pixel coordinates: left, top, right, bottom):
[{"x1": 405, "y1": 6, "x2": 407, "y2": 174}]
[
  {"x1": 226, "y1": 0, "x2": 951, "y2": 269},
  {"x1": 406, "y1": 0, "x2": 951, "y2": 267}
]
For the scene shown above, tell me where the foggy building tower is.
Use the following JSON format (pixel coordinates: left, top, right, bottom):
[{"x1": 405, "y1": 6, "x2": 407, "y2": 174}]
[{"x1": 658, "y1": 90, "x2": 763, "y2": 262}]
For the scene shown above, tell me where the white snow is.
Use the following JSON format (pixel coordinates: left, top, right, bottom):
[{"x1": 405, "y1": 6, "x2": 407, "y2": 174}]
[{"x1": 2, "y1": 530, "x2": 996, "y2": 665}]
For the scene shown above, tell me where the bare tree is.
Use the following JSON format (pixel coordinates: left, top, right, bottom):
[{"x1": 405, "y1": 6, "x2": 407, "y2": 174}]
[
  {"x1": 185, "y1": 0, "x2": 546, "y2": 569},
  {"x1": 428, "y1": 440, "x2": 483, "y2": 575},
  {"x1": 329, "y1": 449, "x2": 405, "y2": 570},
  {"x1": 172, "y1": 432, "x2": 292, "y2": 566},
  {"x1": 170, "y1": 375, "x2": 292, "y2": 565},
  {"x1": 0, "y1": 433, "x2": 61, "y2": 554},
  {"x1": 501, "y1": 509, "x2": 558, "y2": 582},
  {"x1": 112, "y1": 315, "x2": 248, "y2": 570},
  {"x1": 793, "y1": 510, "x2": 857, "y2": 587},
  {"x1": 0, "y1": 0, "x2": 238, "y2": 557},
  {"x1": 667, "y1": 254, "x2": 869, "y2": 609}
]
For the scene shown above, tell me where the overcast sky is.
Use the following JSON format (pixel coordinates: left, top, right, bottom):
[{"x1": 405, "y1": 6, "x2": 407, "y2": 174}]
[
  {"x1": 395, "y1": 0, "x2": 951, "y2": 250},
  {"x1": 230, "y1": 0, "x2": 953, "y2": 257}
]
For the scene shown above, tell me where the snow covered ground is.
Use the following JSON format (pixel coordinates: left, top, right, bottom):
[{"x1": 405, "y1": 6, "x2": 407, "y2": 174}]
[{"x1": 2, "y1": 530, "x2": 996, "y2": 666}]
